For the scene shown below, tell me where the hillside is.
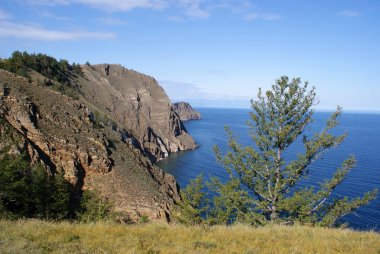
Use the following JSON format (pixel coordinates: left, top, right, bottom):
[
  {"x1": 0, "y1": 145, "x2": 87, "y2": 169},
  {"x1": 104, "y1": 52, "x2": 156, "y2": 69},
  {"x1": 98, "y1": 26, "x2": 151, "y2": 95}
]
[
  {"x1": 0, "y1": 52, "x2": 197, "y2": 162},
  {"x1": 0, "y1": 68, "x2": 180, "y2": 222},
  {"x1": 0, "y1": 220, "x2": 379, "y2": 254},
  {"x1": 77, "y1": 64, "x2": 196, "y2": 161}
]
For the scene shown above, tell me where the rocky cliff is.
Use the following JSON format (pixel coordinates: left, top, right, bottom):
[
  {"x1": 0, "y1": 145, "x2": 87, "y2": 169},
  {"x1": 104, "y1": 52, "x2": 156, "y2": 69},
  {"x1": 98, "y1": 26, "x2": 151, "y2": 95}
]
[
  {"x1": 0, "y1": 69, "x2": 180, "y2": 222},
  {"x1": 172, "y1": 102, "x2": 201, "y2": 121},
  {"x1": 76, "y1": 64, "x2": 196, "y2": 161}
]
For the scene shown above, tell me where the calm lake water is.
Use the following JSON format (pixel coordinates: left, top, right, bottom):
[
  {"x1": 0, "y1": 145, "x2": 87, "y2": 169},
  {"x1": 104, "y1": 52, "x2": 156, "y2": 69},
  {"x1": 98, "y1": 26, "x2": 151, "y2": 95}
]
[{"x1": 157, "y1": 108, "x2": 380, "y2": 230}]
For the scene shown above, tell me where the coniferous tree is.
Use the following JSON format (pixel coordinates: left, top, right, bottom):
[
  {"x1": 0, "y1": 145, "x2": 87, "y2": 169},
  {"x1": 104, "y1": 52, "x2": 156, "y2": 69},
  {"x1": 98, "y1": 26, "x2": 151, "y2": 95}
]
[
  {"x1": 179, "y1": 76, "x2": 377, "y2": 227},
  {"x1": 175, "y1": 175, "x2": 209, "y2": 225},
  {"x1": 213, "y1": 76, "x2": 377, "y2": 226}
]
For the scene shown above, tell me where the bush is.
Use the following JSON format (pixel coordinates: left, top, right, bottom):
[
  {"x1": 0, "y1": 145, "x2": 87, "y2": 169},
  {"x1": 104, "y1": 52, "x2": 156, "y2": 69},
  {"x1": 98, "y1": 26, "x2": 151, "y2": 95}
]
[{"x1": 77, "y1": 190, "x2": 112, "y2": 222}]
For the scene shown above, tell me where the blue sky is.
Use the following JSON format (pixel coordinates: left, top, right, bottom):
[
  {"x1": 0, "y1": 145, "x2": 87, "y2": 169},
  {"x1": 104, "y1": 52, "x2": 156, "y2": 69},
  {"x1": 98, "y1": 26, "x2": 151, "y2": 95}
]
[{"x1": 0, "y1": 0, "x2": 379, "y2": 110}]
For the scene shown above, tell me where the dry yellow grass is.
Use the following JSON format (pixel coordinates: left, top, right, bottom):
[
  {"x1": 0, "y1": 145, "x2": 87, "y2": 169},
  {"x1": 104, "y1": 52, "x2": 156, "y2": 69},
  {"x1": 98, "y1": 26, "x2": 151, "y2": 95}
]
[{"x1": 0, "y1": 220, "x2": 379, "y2": 254}]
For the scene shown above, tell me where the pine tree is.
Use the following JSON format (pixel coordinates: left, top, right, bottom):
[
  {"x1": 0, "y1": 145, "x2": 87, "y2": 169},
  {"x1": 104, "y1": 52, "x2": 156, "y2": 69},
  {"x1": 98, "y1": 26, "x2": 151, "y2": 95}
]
[
  {"x1": 175, "y1": 175, "x2": 209, "y2": 225},
  {"x1": 212, "y1": 76, "x2": 377, "y2": 226},
  {"x1": 179, "y1": 76, "x2": 377, "y2": 227}
]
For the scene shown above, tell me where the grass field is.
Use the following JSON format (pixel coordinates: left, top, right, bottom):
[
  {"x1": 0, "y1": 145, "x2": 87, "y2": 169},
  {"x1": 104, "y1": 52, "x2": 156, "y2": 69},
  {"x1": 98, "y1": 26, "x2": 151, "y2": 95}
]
[{"x1": 0, "y1": 220, "x2": 379, "y2": 253}]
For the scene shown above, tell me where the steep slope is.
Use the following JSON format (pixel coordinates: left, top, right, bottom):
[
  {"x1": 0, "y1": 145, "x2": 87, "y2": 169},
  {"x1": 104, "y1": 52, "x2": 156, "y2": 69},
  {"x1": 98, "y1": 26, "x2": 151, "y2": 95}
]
[
  {"x1": 172, "y1": 102, "x2": 201, "y2": 121},
  {"x1": 76, "y1": 64, "x2": 196, "y2": 161},
  {"x1": 0, "y1": 70, "x2": 180, "y2": 222}
]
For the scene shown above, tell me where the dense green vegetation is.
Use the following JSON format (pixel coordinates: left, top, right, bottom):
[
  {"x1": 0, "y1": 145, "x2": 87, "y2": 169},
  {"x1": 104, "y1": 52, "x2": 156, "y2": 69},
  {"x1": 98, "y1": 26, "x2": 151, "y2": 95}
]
[
  {"x1": 0, "y1": 50, "x2": 83, "y2": 84},
  {"x1": 0, "y1": 154, "x2": 75, "y2": 220},
  {"x1": 0, "y1": 117, "x2": 111, "y2": 222},
  {"x1": 0, "y1": 51, "x2": 83, "y2": 99},
  {"x1": 177, "y1": 76, "x2": 377, "y2": 227},
  {"x1": 0, "y1": 153, "x2": 112, "y2": 221}
]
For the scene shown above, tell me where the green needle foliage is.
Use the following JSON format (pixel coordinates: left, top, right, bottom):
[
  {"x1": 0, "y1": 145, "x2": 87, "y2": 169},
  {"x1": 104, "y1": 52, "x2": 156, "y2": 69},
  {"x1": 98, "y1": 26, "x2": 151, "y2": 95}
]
[
  {"x1": 77, "y1": 190, "x2": 113, "y2": 223},
  {"x1": 0, "y1": 50, "x2": 84, "y2": 84},
  {"x1": 175, "y1": 175, "x2": 209, "y2": 225},
  {"x1": 0, "y1": 154, "x2": 76, "y2": 220},
  {"x1": 179, "y1": 76, "x2": 377, "y2": 227}
]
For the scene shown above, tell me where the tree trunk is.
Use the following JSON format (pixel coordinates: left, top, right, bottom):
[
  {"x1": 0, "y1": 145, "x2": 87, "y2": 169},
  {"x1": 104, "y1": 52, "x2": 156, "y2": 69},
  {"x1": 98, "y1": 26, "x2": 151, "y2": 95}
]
[{"x1": 270, "y1": 205, "x2": 278, "y2": 221}]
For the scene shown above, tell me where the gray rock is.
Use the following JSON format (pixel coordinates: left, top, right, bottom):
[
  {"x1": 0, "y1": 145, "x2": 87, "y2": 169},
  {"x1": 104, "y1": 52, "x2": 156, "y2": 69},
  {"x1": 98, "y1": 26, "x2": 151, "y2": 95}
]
[
  {"x1": 172, "y1": 102, "x2": 201, "y2": 121},
  {"x1": 77, "y1": 64, "x2": 197, "y2": 162}
]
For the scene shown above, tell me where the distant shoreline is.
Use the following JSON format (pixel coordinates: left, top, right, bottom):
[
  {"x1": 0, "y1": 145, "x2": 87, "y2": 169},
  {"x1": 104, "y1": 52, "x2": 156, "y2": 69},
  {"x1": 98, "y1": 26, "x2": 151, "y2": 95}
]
[{"x1": 192, "y1": 106, "x2": 380, "y2": 114}]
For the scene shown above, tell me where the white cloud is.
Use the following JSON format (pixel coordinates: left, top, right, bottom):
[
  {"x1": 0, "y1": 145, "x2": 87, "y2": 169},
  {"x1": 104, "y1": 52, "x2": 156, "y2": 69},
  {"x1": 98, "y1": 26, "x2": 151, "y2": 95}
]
[
  {"x1": 177, "y1": 0, "x2": 210, "y2": 19},
  {"x1": 21, "y1": 0, "x2": 166, "y2": 10},
  {"x1": 73, "y1": 0, "x2": 166, "y2": 11},
  {"x1": 159, "y1": 80, "x2": 251, "y2": 108},
  {"x1": 159, "y1": 80, "x2": 205, "y2": 101},
  {"x1": 16, "y1": 0, "x2": 279, "y2": 21},
  {"x1": 159, "y1": 80, "x2": 250, "y2": 102},
  {"x1": 338, "y1": 10, "x2": 360, "y2": 17},
  {"x1": 243, "y1": 12, "x2": 280, "y2": 21},
  {"x1": 0, "y1": 6, "x2": 115, "y2": 41},
  {"x1": 0, "y1": 21, "x2": 115, "y2": 41},
  {"x1": 21, "y1": 0, "x2": 70, "y2": 6}
]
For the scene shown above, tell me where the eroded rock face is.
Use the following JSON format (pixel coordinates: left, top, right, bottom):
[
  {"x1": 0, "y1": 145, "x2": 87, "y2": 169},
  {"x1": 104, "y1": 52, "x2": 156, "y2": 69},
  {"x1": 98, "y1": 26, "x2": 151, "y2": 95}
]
[
  {"x1": 77, "y1": 64, "x2": 196, "y2": 161},
  {"x1": 172, "y1": 102, "x2": 201, "y2": 121},
  {"x1": 0, "y1": 70, "x2": 180, "y2": 222}
]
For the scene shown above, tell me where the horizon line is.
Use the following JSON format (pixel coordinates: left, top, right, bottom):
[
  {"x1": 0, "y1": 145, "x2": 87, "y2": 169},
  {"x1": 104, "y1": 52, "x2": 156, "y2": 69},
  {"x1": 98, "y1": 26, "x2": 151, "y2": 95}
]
[{"x1": 192, "y1": 106, "x2": 380, "y2": 113}]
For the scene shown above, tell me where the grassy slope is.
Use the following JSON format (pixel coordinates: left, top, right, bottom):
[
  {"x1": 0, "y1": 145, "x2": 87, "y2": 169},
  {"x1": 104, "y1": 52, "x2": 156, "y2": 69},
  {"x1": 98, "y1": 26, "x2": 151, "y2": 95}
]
[{"x1": 0, "y1": 220, "x2": 379, "y2": 254}]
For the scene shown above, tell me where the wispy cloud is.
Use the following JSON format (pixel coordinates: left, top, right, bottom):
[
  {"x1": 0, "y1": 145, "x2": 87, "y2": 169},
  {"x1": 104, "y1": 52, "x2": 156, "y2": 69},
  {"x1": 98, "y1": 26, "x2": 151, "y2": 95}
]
[
  {"x1": 98, "y1": 17, "x2": 128, "y2": 26},
  {"x1": 243, "y1": 12, "x2": 280, "y2": 21},
  {"x1": 21, "y1": 0, "x2": 166, "y2": 11},
  {"x1": 159, "y1": 80, "x2": 251, "y2": 108},
  {"x1": 75, "y1": 0, "x2": 166, "y2": 11},
  {"x1": 0, "y1": 9, "x2": 11, "y2": 20},
  {"x1": 338, "y1": 10, "x2": 360, "y2": 17},
  {"x1": 17, "y1": 0, "x2": 279, "y2": 21},
  {"x1": 21, "y1": 0, "x2": 70, "y2": 6},
  {"x1": 159, "y1": 80, "x2": 207, "y2": 101},
  {"x1": 177, "y1": 0, "x2": 210, "y2": 19},
  {"x1": 0, "y1": 7, "x2": 115, "y2": 41},
  {"x1": 0, "y1": 21, "x2": 115, "y2": 40},
  {"x1": 35, "y1": 10, "x2": 70, "y2": 20}
]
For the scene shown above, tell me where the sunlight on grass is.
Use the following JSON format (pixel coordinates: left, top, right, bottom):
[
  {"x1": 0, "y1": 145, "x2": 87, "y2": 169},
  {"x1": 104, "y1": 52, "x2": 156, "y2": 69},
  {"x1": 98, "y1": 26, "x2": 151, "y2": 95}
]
[{"x1": 0, "y1": 220, "x2": 379, "y2": 253}]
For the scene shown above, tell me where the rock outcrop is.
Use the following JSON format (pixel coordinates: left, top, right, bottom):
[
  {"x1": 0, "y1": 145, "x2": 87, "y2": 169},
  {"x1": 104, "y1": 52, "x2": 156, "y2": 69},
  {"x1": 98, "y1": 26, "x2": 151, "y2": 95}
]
[
  {"x1": 0, "y1": 69, "x2": 180, "y2": 222},
  {"x1": 76, "y1": 64, "x2": 196, "y2": 161},
  {"x1": 172, "y1": 102, "x2": 201, "y2": 121}
]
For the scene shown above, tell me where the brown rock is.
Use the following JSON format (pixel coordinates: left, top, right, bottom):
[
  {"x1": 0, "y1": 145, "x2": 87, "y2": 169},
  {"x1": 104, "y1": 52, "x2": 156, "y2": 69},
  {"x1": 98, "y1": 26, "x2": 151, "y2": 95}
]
[
  {"x1": 0, "y1": 69, "x2": 180, "y2": 222},
  {"x1": 77, "y1": 64, "x2": 196, "y2": 161}
]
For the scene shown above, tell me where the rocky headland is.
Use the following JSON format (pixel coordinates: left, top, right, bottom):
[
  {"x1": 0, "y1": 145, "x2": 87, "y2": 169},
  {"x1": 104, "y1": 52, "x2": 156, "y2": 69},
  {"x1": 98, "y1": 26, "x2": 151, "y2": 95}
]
[
  {"x1": 172, "y1": 102, "x2": 201, "y2": 121},
  {"x1": 77, "y1": 64, "x2": 196, "y2": 162},
  {"x1": 0, "y1": 60, "x2": 196, "y2": 222}
]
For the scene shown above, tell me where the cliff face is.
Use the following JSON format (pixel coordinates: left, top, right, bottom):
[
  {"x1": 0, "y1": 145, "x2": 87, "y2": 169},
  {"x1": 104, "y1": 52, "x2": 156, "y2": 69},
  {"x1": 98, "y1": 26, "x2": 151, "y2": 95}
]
[
  {"x1": 172, "y1": 102, "x2": 201, "y2": 121},
  {"x1": 76, "y1": 64, "x2": 196, "y2": 161},
  {"x1": 0, "y1": 70, "x2": 180, "y2": 222}
]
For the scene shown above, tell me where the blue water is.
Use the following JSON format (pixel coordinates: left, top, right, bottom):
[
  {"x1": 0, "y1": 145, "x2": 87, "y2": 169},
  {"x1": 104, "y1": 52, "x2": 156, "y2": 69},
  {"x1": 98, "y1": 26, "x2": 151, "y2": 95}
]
[{"x1": 157, "y1": 108, "x2": 380, "y2": 230}]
